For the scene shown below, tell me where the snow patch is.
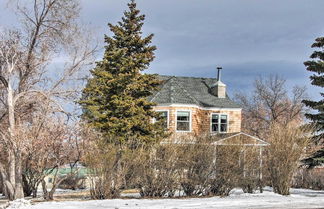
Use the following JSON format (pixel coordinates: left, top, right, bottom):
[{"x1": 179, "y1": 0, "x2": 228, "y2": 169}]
[
  {"x1": 4, "y1": 188, "x2": 324, "y2": 209},
  {"x1": 6, "y1": 199, "x2": 31, "y2": 209}
]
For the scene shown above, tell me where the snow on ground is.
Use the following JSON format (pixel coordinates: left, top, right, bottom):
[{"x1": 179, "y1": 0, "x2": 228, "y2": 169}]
[
  {"x1": 6, "y1": 187, "x2": 324, "y2": 209},
  {"x1": 6, "y1": 199, "x2": 30, "y2": 209}
]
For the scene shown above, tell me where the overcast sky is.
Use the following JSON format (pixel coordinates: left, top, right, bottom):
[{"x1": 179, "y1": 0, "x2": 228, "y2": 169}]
[{"x1": 1, "y1": 0, "x2": 323, "y2": 99}]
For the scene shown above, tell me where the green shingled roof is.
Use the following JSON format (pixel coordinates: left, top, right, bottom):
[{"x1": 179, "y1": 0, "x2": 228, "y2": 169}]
[{"x1": 148, "y1": 75, "x2": 241, "y2": 108}]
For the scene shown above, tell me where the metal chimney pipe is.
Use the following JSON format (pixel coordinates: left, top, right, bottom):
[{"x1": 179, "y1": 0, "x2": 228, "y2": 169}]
[{"x1": 217, "y1": 67, "x2": 222, "y2": 81}]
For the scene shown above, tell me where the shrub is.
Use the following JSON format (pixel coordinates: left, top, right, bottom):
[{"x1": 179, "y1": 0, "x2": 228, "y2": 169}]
[
  {"x1": 132, "y1": 145, "x2": 180, "y2": 197},
  {"x1": 293, "y1": 168, "x2": 324, "y2": 190},
  {"x1": 85, "y1": 142, "x2": 125, "y2": 199},
  {"x1": 86, "y1": 134, "x2": 266, "y2": 198},
  {"x1": 266, "y1": 123, "x2": 312, "y2": 195},
  {"x1": 58, "y1": 175, "x2": 87, "y2": 190},
  {"x1": 240, "y1": 176, "x2": 259, "y2": 193},
  {"x1": 178, "y1": 139, "x2": 215, "y2": 197},
  {"x1": 209, "y1": 146, "x2": 242, "y2": 196},
  {"x1": 239, "y1": 146, "x2": 263, "y2": 194}
]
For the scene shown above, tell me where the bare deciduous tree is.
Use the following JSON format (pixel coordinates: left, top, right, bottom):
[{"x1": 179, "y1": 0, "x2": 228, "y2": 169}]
[
  {"x1": 0, "y1": 0, "x2": 96, "y2": 200},
  {"x1": 40, "y1": 119, "x2": 85, "y2": 200},
  {"x1": 235, "y1": 75, "x2": 306, "y2": 139},
  {"x1": 21, "y1": 111, "x2": 85, "y2": 199}
]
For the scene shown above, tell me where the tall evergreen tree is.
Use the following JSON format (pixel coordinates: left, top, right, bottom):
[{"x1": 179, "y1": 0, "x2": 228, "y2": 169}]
[
  {"x1": 79, "y1": 0, "x2": 166, "y2": 146},
  {"x1": 302, "y1": 37, "x2": 324, "y2": 166}
]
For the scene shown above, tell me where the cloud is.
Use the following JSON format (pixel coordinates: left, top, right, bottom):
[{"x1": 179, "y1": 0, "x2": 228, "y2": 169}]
[{"x1": 1, "y1": 0, "x2": 323, "y2": 100}]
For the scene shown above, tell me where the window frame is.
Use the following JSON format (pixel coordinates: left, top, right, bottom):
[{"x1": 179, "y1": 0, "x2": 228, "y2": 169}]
[
  {"x1": 211, "y1": 113, "x2": 220, "y2": 133},
  {"x1": 210, "y1": 113, "x2": 229, "y2": 134},
  {"x1": 175, "y1": 110, "x2": 192, "y2": 132},
  {"x1": 155, "y1": 110, "x2": 169, "y2": 129}
]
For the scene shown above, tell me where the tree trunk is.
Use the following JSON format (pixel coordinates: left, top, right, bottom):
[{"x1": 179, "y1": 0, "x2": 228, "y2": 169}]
[
  {"x1": 112, "y1": 148, "x2": 122, "y2": 198},
  {"x1": 22, "y1": 174, "x2": 33, "y2": 197},
  {"x1": 4, "y1": 181, "x2": 15, "y2": 200},
  {"x1": 8, "y1": 80, "x2": 16, "y2": 187},
  {"x1": 42, "y1": 179, "x2": 50, "y2": 200},
  {"x1": 32, "y1": 187, "x2": 38, "y2": 198},
  {"x1": 0, "y1": 162, "x2": 14, "y2": 200},
  {"x1": 47, "y1": 187, "x2": 55, "y2": 200},
  {"x1": 8, "y1": 151, "x2": 16, "y2": 195},
  {"x1": 42, "y1": 176, "x2": 67, "y2": 200},
  {"x1": 0, "y1": 173, "x2": 3, "y2": 195},
  {"x1": 2, "y1": 183, "x2": 7, "y2": 197},
  {"x1": 14, "y1": 152, "x2": 24, "y2": 199},
  {"x1": 6, "y1": 80, "x2": 24, "y2": 200}
]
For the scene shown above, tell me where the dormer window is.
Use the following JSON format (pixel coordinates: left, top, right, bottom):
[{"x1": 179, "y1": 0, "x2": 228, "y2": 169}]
[
  {"x1": 211, "y1": 114, "x2": 228, "y2": 133},
  {"x1": 176, "y1": 111, "x2": 191, "y2": 132}
]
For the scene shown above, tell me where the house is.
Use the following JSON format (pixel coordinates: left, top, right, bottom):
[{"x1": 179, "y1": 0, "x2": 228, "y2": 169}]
[
  {"x1": 42, "y1": 164, "x2": 90, "y2": 190},
  {"x1": 148, "y1": 68, "x2": 242, "y2": 139},
  {"x1": 149, "y1": 68, "x2": 269, "y2": 179}
]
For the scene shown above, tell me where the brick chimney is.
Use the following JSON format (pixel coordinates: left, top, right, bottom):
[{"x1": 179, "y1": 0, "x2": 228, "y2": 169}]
[{"x1": 210, "y1": 67, "x2": 226, "y2": 98}]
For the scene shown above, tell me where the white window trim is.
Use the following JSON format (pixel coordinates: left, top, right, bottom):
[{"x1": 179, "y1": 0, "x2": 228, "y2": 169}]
[
  {"x1": 210, "y1": 113, "x2": 229, "y2": 134},
  {"x1": 155, "y1": 110, "x2": 169, "y2": 129},
  {"x1": 175, "y1": 110, "x2": 192, "y2": 133}
]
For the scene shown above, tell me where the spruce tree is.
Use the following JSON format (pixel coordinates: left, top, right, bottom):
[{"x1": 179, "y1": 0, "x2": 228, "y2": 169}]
[
  {"x1": 302, "y1": 37, "x2": 324, "y2": 166},
  {"x1": 79, "y1": 0, "x2": 166, "y2": 147}
]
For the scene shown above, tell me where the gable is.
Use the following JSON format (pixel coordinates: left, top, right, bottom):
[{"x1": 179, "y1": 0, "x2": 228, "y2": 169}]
[{"x1": 212, "y1": 132, "x2": 269, "y2": 146}]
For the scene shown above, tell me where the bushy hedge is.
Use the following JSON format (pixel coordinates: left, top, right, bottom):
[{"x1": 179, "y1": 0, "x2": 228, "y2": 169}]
[{"x1": 86, "y1": 135, "x2": 263, "y2": 199}]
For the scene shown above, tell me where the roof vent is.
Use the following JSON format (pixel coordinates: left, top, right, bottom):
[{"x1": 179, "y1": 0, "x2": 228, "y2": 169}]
[{"x1": 211, "y1": 67, "x2": 226, "y2": 98}]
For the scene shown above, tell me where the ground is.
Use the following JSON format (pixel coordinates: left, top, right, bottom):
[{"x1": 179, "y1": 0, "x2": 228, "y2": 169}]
[{"x1": 4, "y1": 187, "x2": 324, "y2": 209}]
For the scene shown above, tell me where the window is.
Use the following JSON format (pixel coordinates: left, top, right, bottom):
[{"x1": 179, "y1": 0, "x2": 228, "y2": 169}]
[
  {"x1": 176, "y1": 111, "x2": 191, "y2": 131},
  {"x1": 220, "y1": 115, "x2": 228, "y2": 132},
  {"x1": 211, "y1": 114, "x2": 228, "y2": 133},
  {"x1": 157, "y1": 111, "x2": 168, "y2": 129},
  {"x1": 211, "y1": 114, "x2": 219, "y2": 132}
]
